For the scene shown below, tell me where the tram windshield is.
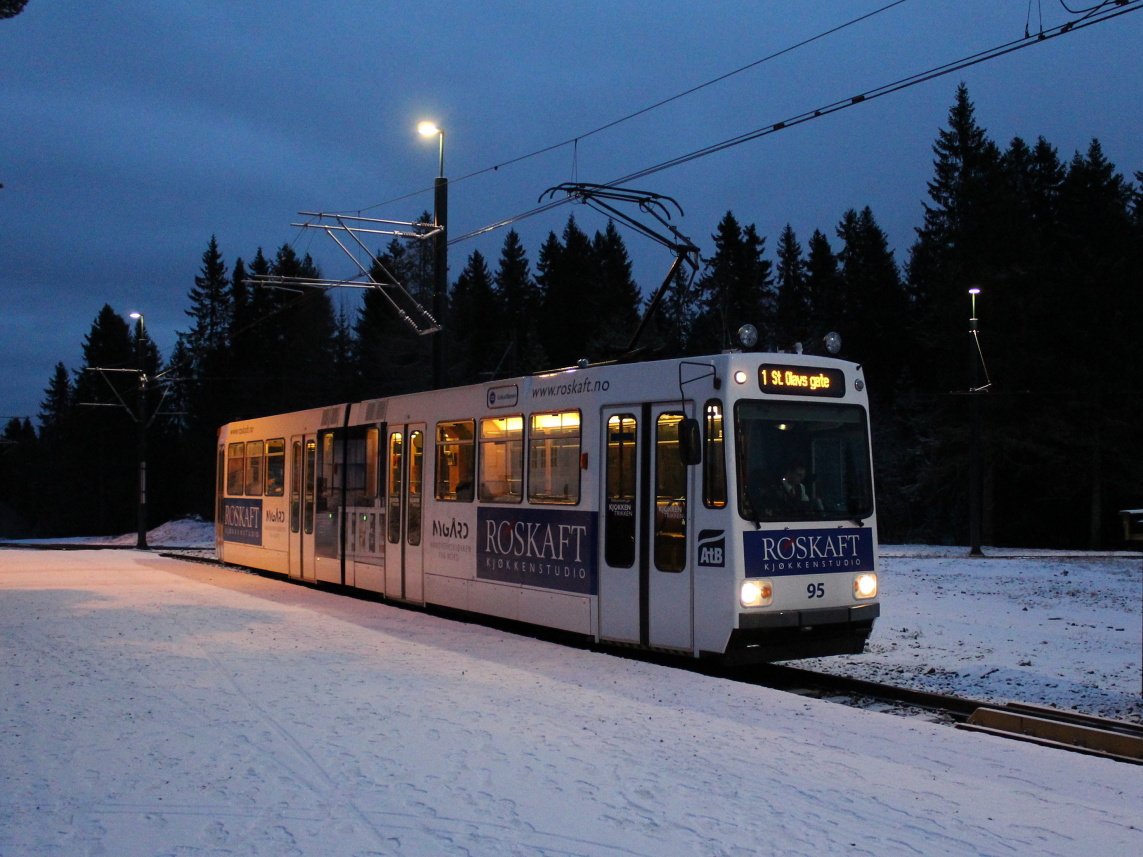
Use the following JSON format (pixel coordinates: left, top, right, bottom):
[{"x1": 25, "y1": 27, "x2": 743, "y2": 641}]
[{"x1": 735, "y1": 401, "x2": 873, "y2": 523}]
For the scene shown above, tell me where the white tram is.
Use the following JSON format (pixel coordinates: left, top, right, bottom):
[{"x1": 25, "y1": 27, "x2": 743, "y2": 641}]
[{"x1": 216, "y1": 352, "x2": 879, "y2": 663}]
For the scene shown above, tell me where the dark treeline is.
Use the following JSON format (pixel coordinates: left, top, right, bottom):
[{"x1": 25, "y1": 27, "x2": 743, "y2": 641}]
[{"x1": 2, "y1": 86, "x2": 1141, "y2": 547}]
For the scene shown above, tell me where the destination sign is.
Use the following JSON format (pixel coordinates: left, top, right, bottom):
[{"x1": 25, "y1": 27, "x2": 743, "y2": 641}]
[{"x1": 758, "y1": 364, "x2": 845, "y2": 398}]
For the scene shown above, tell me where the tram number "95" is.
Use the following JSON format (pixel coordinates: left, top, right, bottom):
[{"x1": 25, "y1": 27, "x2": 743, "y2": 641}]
[{"x1": 807, "y1": 582, "x2": 825, "y2": 599}]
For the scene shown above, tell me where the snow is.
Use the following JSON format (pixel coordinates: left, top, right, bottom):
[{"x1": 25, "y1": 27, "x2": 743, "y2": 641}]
[{"x1": 1, "y1": 527, "x2": 1141, "y2": 855}]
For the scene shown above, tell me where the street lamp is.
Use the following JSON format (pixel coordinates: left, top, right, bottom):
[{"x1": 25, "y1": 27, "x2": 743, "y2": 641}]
[
  {"x1": 967, "y1": 289, "x2": 982, "y2": 557},
  {"x1": 418, "y1": 121, "x2": 444, "y2": 178},
  {"x1": 129, "y1": 312, "x2": 148, "y2": 550},
  {"x1": 418, "y1": 120, "x2": 447, "y2": 388}
]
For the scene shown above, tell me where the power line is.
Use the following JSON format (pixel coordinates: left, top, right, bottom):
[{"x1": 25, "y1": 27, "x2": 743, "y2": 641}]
[
  {"x1": 450, "y1": 0, "x2": 1143, "y2": 246},
  {"x1": 351, "y1": 0, "x2": 917, "y2": 217}
]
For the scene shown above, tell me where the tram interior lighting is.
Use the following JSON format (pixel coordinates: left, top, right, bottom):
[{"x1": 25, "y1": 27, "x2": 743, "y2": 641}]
[
  {"x1": 533, "y1": 412, "x2": 580, "y2": 430},
  {"x1": 854, "y1": 573, "x2": 878, "y2": 599},
  {"x1": 740, "y1": 579, "x2": 773, "y2": 608}
]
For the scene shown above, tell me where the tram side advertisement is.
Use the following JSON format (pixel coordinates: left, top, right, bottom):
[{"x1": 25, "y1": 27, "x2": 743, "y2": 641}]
[
  {"x1": 222, "y1": 498, "x2": 263, "y2": 546},
  {"x1": 477, "y1": 507, "x2": 599, "y2": 595}
]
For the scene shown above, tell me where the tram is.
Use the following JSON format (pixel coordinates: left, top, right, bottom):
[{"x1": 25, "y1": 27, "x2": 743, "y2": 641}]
[{"x1": 216, "y1": 351, "x2": 879, "y2": 663}]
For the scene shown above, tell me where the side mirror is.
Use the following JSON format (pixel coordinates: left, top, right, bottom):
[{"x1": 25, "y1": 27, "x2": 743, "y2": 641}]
[{"x1": 678, "y1": 417, "x2": 702, "y2": 466}]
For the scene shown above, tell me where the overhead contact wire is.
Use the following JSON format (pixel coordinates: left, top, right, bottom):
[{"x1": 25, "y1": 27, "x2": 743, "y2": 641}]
[
  {"x1": 451, "y1": 0, "x2": 1142, "y2": 244},
  {"x1": 353, "y1": 0, "x2": 917, "y2": 217}
]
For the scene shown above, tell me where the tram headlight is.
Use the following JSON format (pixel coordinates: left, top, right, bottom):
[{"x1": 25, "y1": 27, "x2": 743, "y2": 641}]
[
  {"x1": 740, "y1": 579, "x2": 773, "y2": 608},
  {"x1": 854, "y1": 573, "x2": 878, "y2": 599}
]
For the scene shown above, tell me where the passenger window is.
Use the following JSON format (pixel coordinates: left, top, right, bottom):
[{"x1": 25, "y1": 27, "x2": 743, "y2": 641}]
[
  {"x1": 408, "y1": 430, "x2": 423, "y2": 546},
  {"x1": 605, "y1": 414, "x2": 637, "y2": 568},
  {"x1": 703, "y1": 401, "x2": 727, "y2": 508},
  {"x1": 227, "y1": 442, "x2": 245, "y2": 496},
  {"x1": 479, "y1": 415, "x2": 523, "y2": 503},
  {"x1": 528, "y1": 411, "x2": 581, "y2": 504},
  {"x1": 388, "y1": 432, "x2": 403, "y2": 543},
  {"x1": 436, "y1": 419, "x2": 475, "y2": 501},
  {"x1": 245, "y1": 440, "x2": 265, "y2": 496},
  {"x1": 655, "y1": 413, "x2": 687, "y2": 573},
  {"x1": 290, "y1": 440, "x2": 302, "y2": 533},
  {"x1": 265, "y1": 438, "x2": 285, "y2": 497},
  {"x1": 314, "y1": 431, "x2": 338, "y2": 559},
  {"x1": 303, "y1": 439, "x2": 316, "y2": 535},
  {"x1": 345, "y1": 427, "x2": 380, "y2": 506}
]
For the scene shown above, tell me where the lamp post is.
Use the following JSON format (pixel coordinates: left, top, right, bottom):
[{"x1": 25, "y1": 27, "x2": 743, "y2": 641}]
[
  {"x1": 129, "y1": 312, "x2": 148, "y2": 549},
  {"x1": 968, "y1": 289, "x2": 982, "y2": 557},
  {"x1": 418, "y1": 121, "x2": 447, "y2": 389}
]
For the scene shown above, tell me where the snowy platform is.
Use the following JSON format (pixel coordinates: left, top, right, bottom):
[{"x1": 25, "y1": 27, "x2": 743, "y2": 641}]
[{"x1": 1, "y1": 548, "x2": 1141, "y2": 856}]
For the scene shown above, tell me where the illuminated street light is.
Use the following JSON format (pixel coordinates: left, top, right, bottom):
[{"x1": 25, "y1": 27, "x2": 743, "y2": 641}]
[{"x1": 418, "y1": 121, "x2": 444, "y2": 178}]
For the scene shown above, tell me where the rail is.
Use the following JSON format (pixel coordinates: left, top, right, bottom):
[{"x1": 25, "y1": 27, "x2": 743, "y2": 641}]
[{"x1": 733, "y1": 663, "x2": 1143, "y2": 765}]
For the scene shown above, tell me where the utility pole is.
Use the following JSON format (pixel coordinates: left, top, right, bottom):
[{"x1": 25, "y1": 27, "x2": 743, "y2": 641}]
[
  {"x1": 968, "y1": 288, "x2": 984, "y2": 557},
  {"x1": 419, "y1": 121, "x2": 448, "y2": 389},
  {"x1": 131, "y1": 313, "x2": 148, "y2": 549}
]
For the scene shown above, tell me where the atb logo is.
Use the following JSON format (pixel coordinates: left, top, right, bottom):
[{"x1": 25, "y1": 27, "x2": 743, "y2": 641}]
[
  {"x1": 697, "y1": 529, "x2": 725, "y2": 567},
  {"x1": 487, "y1": 384, "x2": 519, "y2": 409}
]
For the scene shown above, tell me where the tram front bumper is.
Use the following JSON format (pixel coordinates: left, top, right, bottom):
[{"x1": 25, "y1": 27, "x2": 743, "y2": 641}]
[{"x1": 725, "y1": 602, "x2": 881, "y2": 662}]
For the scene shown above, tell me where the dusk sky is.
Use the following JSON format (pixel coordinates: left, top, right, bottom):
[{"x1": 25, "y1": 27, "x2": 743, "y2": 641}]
[{"x1": 3, "y1": 1, "x2": 1141, "y2": 421}]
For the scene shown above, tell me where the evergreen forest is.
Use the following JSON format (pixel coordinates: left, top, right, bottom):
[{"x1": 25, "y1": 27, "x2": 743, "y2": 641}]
[{"x1": 2, "y1": 86, "x2": 1141, "y2": 548}]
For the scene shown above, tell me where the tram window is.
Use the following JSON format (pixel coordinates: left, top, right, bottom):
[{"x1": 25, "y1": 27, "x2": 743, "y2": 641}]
[
  {"x1": 703, "y1": 401, "x2": 727, "y2": 509},
  {"x1": 528, "y1": 410, "x2": 581, "y2": 505},
  {"x1": 387, "y1": 432, "x2": 403, "y2": 544},
  {"x1": 290, "y1": 440, "x2": 302, "y2": 533},
  {"x1": 316, "y1": 431, "x2": 336, "y2": 513},
  {"x1": 345, "y1": 427, "x2": 379, "y2": 506},
  {"x1": 244, "y1": 440, "x2": 265, "y2": 496},
  {"x1": 408, "y1": 430, "x2": 423, "y2": 546},
  {"x1": 479, "y1": 415, "x2": 523, "y2": 503},
  {"x1": 735, "y1": 401, "x2": 873, "y2": 523},
  {"x1": 226, "y1": 442, "x2": 245, "y2": 495},
  {"x1": 436, "y1": 419, "x2": 475, "y2": 501},
  {"x1": 303, "y1": 439, "x2": 316, "y2": 535},
  {"x1": 265, "y1": 438, "x2": 285, "y2": 497},
  {"x1": 315, "y1": 431, "x2": 338, "y2": 557},
  {"x1": 654, "y1": 413, "x2": 687, "y2": 573},
  {"x1": 605, "y1": 414, "x2": 637, "y2": 568}
]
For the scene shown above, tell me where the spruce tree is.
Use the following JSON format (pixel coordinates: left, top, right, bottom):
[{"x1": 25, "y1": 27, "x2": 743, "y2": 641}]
[
  {"x1": 907, "y1": 83, "x2": 1002, "y2": 389},
  {"x1": 835, "y1": 206, "x2": 908, "y2": 394},
  {"x1": 185, "y1": 236, "x2": 232, "y2": 359},
  {"x1": 690, "y1": 212, "x2": 773, "y2": 354},
  {"x1": 38, "y1": 362, "x2": 74, "y2": 439},
  {"x1": 590, "y1": 220, "x2": 642, "y2": 357},
  {"x1": 537, "y1": 216, "x2": 598, "y2": 367},
  {"x1": 448, "y1": 249, "x2": 499, "y2": 384},
  {"x1": 773, "y1": 224, "x2": 811, "y2": 348},
  {"x1": 492, "y1": 229, "x2": 544, "y2": 376}
]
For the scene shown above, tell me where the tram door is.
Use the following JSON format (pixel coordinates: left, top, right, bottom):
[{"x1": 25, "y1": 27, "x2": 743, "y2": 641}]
[
  {"x1": 598, "y1": 404, "x2": 694, "y2": 651},
  {"x1": 385, "y1": 424, "x2": 426, "y2": 603},
  {"x1": 288, "y1": 434, "x2": 318, "y2": 582}
]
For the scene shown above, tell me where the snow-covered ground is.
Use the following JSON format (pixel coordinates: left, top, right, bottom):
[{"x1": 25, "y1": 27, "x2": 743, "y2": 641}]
[
  {"x1": 1, "y1": 526, "x2": 1141, "y2": 855},
  {"x1": 797, "y1": 547, "x2": 1143, "y2": 721}
]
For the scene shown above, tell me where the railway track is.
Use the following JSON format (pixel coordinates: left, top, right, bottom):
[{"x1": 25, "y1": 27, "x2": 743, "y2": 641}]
[{"x1": 733, "y1": 663, "x2": 1143, "y2": 766}]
